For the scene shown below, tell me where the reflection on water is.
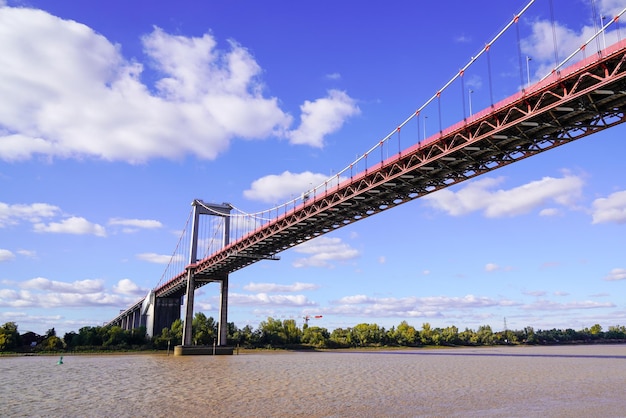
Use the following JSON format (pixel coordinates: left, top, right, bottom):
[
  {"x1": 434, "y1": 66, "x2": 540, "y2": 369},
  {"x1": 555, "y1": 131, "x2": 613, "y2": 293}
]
[{"x1": 1, "y1": 345, "x2": 625, "y2": 417}]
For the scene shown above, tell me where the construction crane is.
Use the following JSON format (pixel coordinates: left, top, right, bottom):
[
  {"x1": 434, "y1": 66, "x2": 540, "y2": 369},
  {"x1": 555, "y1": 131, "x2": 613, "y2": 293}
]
[{"x1": 303, "y1": 315, "x2": 323, "y2": 326}]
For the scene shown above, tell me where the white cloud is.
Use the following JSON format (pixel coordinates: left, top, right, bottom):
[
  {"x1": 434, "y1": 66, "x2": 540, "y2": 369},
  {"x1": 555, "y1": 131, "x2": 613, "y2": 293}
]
[
  {"x1": 523, "y1": 290, "x2": 547, "y2": 297},
  {"x1": 521, "y1": 8, "x2": 624, "y2": 81},
  {"x1": 0, "y1": 277, "x2": 136, "y2": 309},
  {"x1": 243, "y1": 282, "x2": 319, "y2": 293},
  {"x1": 21, "y1": 277, "x2": 104, "y2": 294},
  {"x1": 0, "y1": 7, "x2": 290, "y2": 163},
  {"x1": 591, "y1": 190, "x2": 626, "y2": 224},
  {"x1": 522, "y1": 300, "x2": 615, "y2": 310},
  {"x1": 33, "y1": 216, "x2": 106, "y2": 237},
  {"x1": 0, "y1": 249, "x2": 15, "y2": 262},
  {"x1": 522, "y1": 20, "x2": 584, "y2": 73},
  {"x1": 109, "y1": 218, "x2": 163, "y2": 229},
  {"x1": 0, "y1": 290, "x2": 129, "y2": 308},
  {"x1": 485, "y1": 263, "x2": 499, "y2": 272},
  {"x1": 0, "y1": 201, "x2": 109, "y2": 237},
  {"x1": 0, "y1": 7, "x2": 360, "y2": 163},
  {"x1": 230, "y1": 292, "x2": 316, "y2": 307},
  {"x1": 292, "y1": 236, "x2": 360, "y2": 268},
  {"x1": 243, "y1": 170, "x2": 339, "y2": 203},
  {"x1": 338, "y1": 294, "x2": 371, "y2": 305},
  {"x1": 109, "y1": 218, "x2": 163, "y2": 233},
  {"x1": 112, "y1": 279, "x2": 146, "y2": 296},
  {"x1": 0, "y1": 202, "x2": 60, "y2": 227},
  {"x1": 136, "y1": 252, "x2": 180, "y2": 264},
  {"x1": 331, "y1": 294, "x2": 517, "y2": 318},
  {"x1": 605, "y1": 268, "x2": 626, "y2": 281},
  {"x1": 16, "y1": 249, "x2": 37, "y2": 258},
  {"x1": 288, "y1": 90, "x2": 360, "y2": 148},
  {"x1": 539, "y1": 208, "x2": 561, "y2": 217},
  {"x1": 0, "y1": 311, "x2": 64, "y2": 331},
  {"x1": 423, "y1": 174, "x2": 583, "y2": 218},
  {"x1": 600, "y1": 0, "x2": 625, "y2": 21}
]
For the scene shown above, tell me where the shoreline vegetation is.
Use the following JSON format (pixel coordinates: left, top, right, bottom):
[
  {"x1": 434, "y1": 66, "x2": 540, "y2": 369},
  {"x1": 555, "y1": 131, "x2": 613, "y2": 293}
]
[{"x1": 2, "y1": 316, "x2": 626, "y2": 355}]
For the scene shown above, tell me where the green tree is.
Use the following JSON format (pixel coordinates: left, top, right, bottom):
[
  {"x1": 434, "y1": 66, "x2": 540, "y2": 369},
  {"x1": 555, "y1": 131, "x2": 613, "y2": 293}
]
[
  {"x1": 77, "y1": 326, "x2": 103, "y2": 346},
  {"x1": 589, "y1": 324, "x2": 603, "y2": 335},
  {"x1": 170, "y1": 319, "x2": 183, "y2": 344},
  {"x1": 153, "y1": 320, "x2": 183, "y2": 349},
  {"x1": 393, "y1": 321, "x2": 418, "y2": 346},
  {"x1": 0, "y1": 322, "x2": 21, "y2": 351},
  {"x1": 606, "y1": 325, "x2": 626, "y2": 340},
  {"x1": 431, "y1": 329, "x2": 442, "y2": 346},
  {"x1": 477, "y1": 325, "x2": 494, "y2": 345},
  {"x1": 226, "y1": 322, "x2": 240, "y2": 346},
  {"x1": 192, "y1": 313, "x2": 216, "y2": 345},
  {"x1": 63, "y1": 331, "x2": 78, "y2": 349},
  {"x1": 38, "y1": 335, "x2": 64, "y2": 351},
  {"x1": 442, "y1": 325, "x2": 460, "y2": 345},
  {"x1": 103, "y1": 326, "x2": 128, "y2": 347},
  {"x1": 329, "y1": 328, "x2": 352, "y2": 348},
  {"x1": 351, "y1": 323, "x2": 383, "y2": 347},
  {"x1": 503, "y1": 328, "x2": 518, "y2": 344},
  {"x1": 154, "y1": 327, "x2": 172, "y2": 349},
  {"x1": 420, "y1": 323, "x2": 433, "y2": 345},
  {"x1": 259, "y1": 317, "x2": 286, "y2": 346},
  {"x1": 282, "y1": 319, "x2": 302, "y2": 345},
  {"x1": 524, "y1": 326, "x2": 537, "y2": 344},
  {"x1": 301, "y1": 326, "x2": 330, "y2": 348},
  {"x1": 230, "y1": 324, "x2": 258, "y2": 348},
  {"x1": 128, "y1": 326, "x2": 148, "y2": 346},
  {"x1": 458, "y1": 328, "x2": 476, "y2": 345}
]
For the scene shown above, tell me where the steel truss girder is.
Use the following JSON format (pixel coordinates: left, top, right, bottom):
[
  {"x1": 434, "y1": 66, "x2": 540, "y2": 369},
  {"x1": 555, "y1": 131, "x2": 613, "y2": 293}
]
[{"x1": 157, "y1": 42, "x2": 626, "y2": 299}]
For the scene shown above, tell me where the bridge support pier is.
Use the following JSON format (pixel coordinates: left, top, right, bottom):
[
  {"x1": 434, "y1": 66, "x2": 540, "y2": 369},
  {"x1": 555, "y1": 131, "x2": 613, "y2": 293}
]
[
  {"x1": 218, "y1": 275, "x2": 228, "y2": 346},
  {"x1": 154, "y1": 297, "x2": 182, "y2": 337},
  {"x1": 177, "y1": 200, "x2": 234, "y2": 355},
  {"x1": 182, "y1": 269, "x2": 196, "y2": 346}
]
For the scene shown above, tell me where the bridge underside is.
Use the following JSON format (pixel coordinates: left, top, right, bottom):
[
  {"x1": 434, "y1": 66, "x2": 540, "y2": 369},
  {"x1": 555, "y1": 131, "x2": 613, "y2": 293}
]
[
  {"x1": 152, "y1": 297, "x2": 180, "y2": 337},
  {"x1": 107, "y1": 296, "x2": 180, "y2": 338},
  {"x1": 182, "y1": 40, "x2": 626, "y2": 285},
  {"x1": 107, "y1": 40, "x2": 626, "y2": 347},
  {"x1": 107, "y1": 279, "x2": 227, "y2": 341}
]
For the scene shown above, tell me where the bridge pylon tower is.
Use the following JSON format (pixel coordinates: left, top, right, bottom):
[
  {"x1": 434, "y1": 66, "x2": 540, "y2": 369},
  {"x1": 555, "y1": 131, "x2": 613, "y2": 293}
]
[{"x1": 181, "y1": 200, "x2": 232, "y2": 348}]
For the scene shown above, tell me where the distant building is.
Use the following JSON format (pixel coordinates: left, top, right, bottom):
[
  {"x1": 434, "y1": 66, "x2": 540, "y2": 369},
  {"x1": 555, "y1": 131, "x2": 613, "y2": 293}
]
[{"x1": 20, "y1": 331, "x2": 45, "y2": 348}]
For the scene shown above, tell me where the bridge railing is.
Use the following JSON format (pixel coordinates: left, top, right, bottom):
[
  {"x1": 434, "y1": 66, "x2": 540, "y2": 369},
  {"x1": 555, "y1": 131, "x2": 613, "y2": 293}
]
[
  {"x1": 221, "y1": 3, "x2": 626, "y2": 244},
  {"x1": 153, "y1": 2, "x2": 626, "y2": 292}
]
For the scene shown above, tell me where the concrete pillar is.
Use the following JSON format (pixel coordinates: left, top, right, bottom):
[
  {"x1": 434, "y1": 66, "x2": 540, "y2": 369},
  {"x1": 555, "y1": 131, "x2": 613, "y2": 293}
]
[
  {"x1": 132, "y1": 310, "x2": 139, "y2": 328},
  {"x1": 218, "y1": 275, "x2": 229, "y2": 346},
  {"x1": 182, "y1": 269, "x2": 195, "y2": 346},
  {"x1": 154, "y1": 296, "x2": 182, "y2": 337},
  {"x1": 181, "y1": 200, "x2": 232, "y2": 348}
]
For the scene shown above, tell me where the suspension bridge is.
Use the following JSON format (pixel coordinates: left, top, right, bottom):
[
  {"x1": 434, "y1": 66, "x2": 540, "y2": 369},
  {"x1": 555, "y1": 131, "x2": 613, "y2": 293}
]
[{"x1": 107, "y1": 0, "x2": 626, "y2": 354}]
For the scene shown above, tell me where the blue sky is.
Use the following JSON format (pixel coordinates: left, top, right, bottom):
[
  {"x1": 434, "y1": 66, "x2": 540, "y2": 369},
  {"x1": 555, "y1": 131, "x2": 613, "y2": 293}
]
[{"x1": 1, "y1": 0, "x2": 626, "y2": 337}]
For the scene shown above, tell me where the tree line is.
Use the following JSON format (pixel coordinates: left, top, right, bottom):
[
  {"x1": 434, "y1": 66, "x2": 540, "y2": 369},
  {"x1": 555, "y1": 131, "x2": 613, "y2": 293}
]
[{"x1": 1, "y1": 315, "x2": 625, "y2": 353}]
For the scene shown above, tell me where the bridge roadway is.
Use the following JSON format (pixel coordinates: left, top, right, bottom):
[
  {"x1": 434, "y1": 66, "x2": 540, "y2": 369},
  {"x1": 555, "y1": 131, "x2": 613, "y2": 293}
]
[
  {"x1": 109, "y1": 39, "x2": 626, "y2": 338},
  {"x1": 159, "y1": 39, "x2": 626, "y2": 297}
]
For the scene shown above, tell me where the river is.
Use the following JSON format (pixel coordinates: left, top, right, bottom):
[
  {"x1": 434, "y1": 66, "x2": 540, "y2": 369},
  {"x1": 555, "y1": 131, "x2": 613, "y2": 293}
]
[{"x1": 1, "y1": 344, "x2": 625, "y2": 417}]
